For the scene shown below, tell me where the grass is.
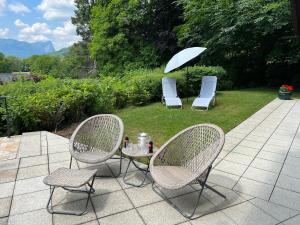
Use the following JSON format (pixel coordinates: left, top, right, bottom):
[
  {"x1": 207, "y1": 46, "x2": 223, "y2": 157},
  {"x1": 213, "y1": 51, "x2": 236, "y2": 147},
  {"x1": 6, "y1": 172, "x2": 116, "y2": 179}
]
[{"x1": 116, "y1": 89, "x2": 279, "y2": 146}]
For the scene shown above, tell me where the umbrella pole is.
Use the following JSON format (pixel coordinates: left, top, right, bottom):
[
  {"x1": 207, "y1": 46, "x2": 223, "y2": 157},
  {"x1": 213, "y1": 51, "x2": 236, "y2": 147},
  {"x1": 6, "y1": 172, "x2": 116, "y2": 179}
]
[{"x1": 186, "y1": 67, "x2": 189, "y2": 103}]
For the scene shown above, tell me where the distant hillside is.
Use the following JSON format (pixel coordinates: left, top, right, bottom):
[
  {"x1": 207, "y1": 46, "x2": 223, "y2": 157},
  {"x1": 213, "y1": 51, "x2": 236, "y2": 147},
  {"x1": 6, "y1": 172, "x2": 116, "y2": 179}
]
[
  {"x1": 49, "y1": 47, "x2": 70, "y2": 56},
  {"x1": 0, "y1": 38, "x2": 55, "y2": 58}
]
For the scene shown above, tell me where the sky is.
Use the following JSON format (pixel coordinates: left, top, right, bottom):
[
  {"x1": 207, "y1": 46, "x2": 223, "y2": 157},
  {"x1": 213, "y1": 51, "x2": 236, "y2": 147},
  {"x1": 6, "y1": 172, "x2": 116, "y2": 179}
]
[{"x1": 0, "y1": 0, "x2": 81, "y2": 50}]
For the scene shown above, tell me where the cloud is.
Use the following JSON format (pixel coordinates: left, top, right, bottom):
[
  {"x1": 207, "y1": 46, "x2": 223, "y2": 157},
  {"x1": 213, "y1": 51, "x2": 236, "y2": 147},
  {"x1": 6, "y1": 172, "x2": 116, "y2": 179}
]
[
  {"x1": 14, "y1": 19, "x2": 27, "y2": 28},
  {"x1": 15, "y1": 19, "x2": 81, "y2": 50},
  {"x1": 37, "y1": 0, "x2": 75, "y2": 20},
  {"x1": 0, "y1": 0, "x2": 6, "y2": 16},
  {"x1": 8, "y1": 2, "x2": 30, "y2": 13},
  {"x1": 0, "y1": 28, "x2": 9, "y2": 37}
]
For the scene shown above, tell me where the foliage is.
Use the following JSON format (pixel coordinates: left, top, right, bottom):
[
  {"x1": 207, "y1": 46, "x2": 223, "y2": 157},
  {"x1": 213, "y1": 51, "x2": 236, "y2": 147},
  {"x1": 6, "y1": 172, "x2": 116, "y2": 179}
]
[
  {"x1": 89, "y1": 0, "x2": 183, "y2": 74},
  {"x1": 177, "y1": 0, "x2": 300, "y2": 87},
  {"x1": 0, "y1": 52, "x2": 24, "y2": 73},
  {"x1": 0, "y1": 66, "x2": 227, "y2": 135}
]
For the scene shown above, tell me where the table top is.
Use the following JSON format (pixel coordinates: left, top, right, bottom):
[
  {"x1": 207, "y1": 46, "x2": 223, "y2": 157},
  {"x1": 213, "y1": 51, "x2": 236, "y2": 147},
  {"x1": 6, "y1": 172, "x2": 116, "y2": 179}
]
[{"x1": 122, "y1": 143, "x2": 158, "y2": 158}]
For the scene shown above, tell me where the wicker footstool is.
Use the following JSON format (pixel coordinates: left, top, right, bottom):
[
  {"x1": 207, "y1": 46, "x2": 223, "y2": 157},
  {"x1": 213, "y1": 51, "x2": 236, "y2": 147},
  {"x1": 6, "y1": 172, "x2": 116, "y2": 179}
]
[{"x1": 43, "y1": 168, "x2": 97, "y2": 216}]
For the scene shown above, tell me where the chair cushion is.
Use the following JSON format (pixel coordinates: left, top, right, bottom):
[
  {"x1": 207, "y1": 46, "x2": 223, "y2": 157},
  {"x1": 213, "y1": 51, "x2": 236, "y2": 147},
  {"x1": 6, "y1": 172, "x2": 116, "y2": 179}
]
[
  {"x1": 43, "y1": 168, "x2": 97, "y2": 188},
  {"x1": 151, "y1": 166, "x2": 194, "y2": 190}
]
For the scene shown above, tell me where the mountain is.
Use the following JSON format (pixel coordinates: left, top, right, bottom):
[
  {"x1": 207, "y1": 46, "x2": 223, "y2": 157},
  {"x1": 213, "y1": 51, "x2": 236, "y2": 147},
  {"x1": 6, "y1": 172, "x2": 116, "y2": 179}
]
[
  {"x1": 0, "y1": 38, "x2": 55, "y2": 58},
  {"x1": 49, "y1": 47, "x2": 70, "y2": 56}
]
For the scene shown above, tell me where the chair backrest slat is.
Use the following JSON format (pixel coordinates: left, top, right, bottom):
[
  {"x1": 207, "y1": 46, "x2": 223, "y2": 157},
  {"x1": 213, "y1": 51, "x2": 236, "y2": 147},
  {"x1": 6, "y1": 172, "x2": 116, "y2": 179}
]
[
  {"x1": 162, "y1": 77, "x2": 178, "y2": 98},
  {"x1": 200, "y1": 76, "x2": 217, "y2": 98}
]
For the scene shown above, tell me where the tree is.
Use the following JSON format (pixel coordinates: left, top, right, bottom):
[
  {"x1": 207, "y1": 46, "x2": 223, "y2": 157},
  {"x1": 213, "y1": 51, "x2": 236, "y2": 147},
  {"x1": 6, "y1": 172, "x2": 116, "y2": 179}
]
[
  {"x1": 178, "y1": 0, "x2": 300, "y2": 86},
  {"x1": 89, "y1": 0, "x2": 183, "y2": 74},
  {"x1": 72, "y1": 0, "x2": 96, "y2": 42}
]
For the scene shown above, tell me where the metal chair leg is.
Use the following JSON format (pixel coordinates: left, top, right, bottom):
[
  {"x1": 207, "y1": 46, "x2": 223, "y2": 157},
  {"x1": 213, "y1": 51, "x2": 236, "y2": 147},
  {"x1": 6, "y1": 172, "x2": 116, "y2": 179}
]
[
  {"x1": 123, "y1": 157, "x2": 150, "y2": 187},
  {"x1": 96, "y1": 149, "x2": 123, "y2": 178},
  {"x1": 46, "y1": 176, "x2": 96, "y2": 216}
]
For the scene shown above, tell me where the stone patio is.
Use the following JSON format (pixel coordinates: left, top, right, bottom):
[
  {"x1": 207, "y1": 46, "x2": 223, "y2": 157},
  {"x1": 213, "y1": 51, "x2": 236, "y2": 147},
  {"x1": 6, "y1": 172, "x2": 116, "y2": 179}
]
[{"x1": 1, "y1": 98, "x2": 300, "y2": 225}]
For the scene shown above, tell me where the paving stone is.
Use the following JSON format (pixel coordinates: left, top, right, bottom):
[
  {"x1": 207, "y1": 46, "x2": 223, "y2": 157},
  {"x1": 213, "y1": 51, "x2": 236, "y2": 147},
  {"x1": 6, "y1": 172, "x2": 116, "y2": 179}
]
[
  {"x1": 8, "y1": 209, "x2": 52, "y2": 225},
  {"x1": 0, "y1": 217, "x2": 7, "y2": 225},
  {"x1": 92, "y1": 190, "x2": 133, "y2": 218},
  {"x1": 10, "y1": 189, "x2": 49, "y2": 215},
  {"x1": 203, "y1": 186, "x2": 252, "y2": 210},
  {"x1": 282, "y1": 215, "x2": 300, "y2": 225},
  {"x1": 80, "y1": 220, "x2": 99, "y2": 225},
  {"x1": 17, "y1": 164, "x2": 48, "y2": 180},
  {"x1": 0, "y1": 197, "x2": 11, "y2": 217},
  {"x1": 208, "y1": 170, "x2": 240, "y2": 189},
  {"x1": 250, "y1": 158, "x2": 282, "y2": 173},
  {"x1": 125, "y1": 184, "x2": 163, "y2": 207},
  {"x1": 0, "y1": 182, "x2": 14, "y2": 198},
  {"x1": 276, "y1": 175, "x2": 300, "y2": 193},
  {"x1": 262, "y1": 144, "x2": 289, "y2": 155},
  {"x1": 0, "y1": 169, "x2": 17, "y2": 183},
  {"x1": 117, "y1": 171, "x2": 152, "y2": 189},
  {"x1": 47, "y1": 144, "x2": 69, "y2": 154},
  {"x1": 98, "y1": 209, "x2": 144, "y2": 225},
  {"x1": 239, "y1": 140, "x2": 265, "y2": 149},
  {"x1": 232, "y1": 146, "x2": 260, "y2": 157},
  {"x1": 19, "y1": 155, "x2": 48, "y2": 168},
  {"x1": 285, "y1": 156, "x2": 300, "y2": 167},
  {"x1": 190, "y1": 211, "x2": 237, "y2": 225},
  {"x1": 92, "y1": 177, "x2": 122, "y2": 195},
  {"x1": 0, "y1": 159, "x2": 19, "y2": 170},
  {"x1": 270, "y1": 187, "x2": 300, "y2": 211},
  {"x1": 138, "y1": 201, "x2": 187, "y2": 225},
  {"x1": 49, "y1": 160, "x2": 78, "y2": 173},
  {"x1": 51, "y1": 187, "x2": 88, "y2": 206},
  {"x1": 281, "y1": 164, "x2": 300, "y2": 179},
  {"x1": 249, "y1": 198, "x2": 299, "y2": 222},
  {"x1": 224, "y1": 152, "x2": 254, "y2": 166},
  {"x1": 222, "y1": 201, "x2": 278, "y2": 225},
  {"x1": 49, "y1": 152, "x2": 71, "y2": 163},
  {"x1": 243, "y1": 167, "x2": 278, "y2": 185},
  {"x1": 215, "y1": 160, "x2": 248, "y2": 176},
  {"x1": 14, "y1": 176, "x2": 48, "y2": 195},
  {"x1": 233, "y1": 178, "x2": 273, "y2": 200},
  {"x1": 53, "y1": 200, "x2": 97, "y2": 225},
  {"x1": 257, "y1": 151, "x2": 286, "y2": 163}
]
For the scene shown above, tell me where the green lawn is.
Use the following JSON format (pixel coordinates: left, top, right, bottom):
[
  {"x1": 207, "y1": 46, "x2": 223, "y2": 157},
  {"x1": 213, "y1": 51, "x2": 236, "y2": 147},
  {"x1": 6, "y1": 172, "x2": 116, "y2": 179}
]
[{"x1": 116, "y1": 89, "x2": 280, "y2": 146}]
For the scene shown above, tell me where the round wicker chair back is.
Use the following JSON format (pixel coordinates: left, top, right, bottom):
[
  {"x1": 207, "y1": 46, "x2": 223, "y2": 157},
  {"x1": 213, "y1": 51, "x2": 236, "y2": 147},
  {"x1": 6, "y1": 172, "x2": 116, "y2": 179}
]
[
  {"x1": 69, "y1": 114, "x2": 124, "y2": 164},
  {"x1": 150, "y1": 124, "x2": 224, "y2": 189}
]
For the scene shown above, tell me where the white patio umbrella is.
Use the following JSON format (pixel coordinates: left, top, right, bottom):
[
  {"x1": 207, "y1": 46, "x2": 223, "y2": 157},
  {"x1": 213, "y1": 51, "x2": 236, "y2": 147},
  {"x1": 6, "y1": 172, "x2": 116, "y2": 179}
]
[{"x1": 164, "y1": 47, "x2": 207, "y2": 73}]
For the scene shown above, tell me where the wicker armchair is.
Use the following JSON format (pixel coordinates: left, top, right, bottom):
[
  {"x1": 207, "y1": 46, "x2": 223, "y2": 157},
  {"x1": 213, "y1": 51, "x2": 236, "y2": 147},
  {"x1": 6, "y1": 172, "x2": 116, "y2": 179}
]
[
  {"x1": 69, "y1": 114, "x2": 124, "y2": 177},
  {"x1": 150, "y1": 124, "x2": 226, "y2": 219}
]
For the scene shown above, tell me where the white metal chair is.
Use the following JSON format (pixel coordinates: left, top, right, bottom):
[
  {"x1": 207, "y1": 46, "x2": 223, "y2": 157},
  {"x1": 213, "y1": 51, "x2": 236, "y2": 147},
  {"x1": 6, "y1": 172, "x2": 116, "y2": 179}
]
[{"x1": 162, "y1": 77, "x2": 183, "y2": 108}]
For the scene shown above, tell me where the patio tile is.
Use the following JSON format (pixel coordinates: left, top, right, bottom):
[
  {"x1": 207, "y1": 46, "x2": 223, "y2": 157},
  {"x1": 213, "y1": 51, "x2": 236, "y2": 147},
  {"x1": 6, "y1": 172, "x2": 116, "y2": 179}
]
[
  {"x1": 222, "y1": 201, "x2": 278, "y2": 225},
  {"x1": 117, "y1": 171, "x2": 152, "y2": 189},
  {"x1": 285, "y1": 156, "x2": 300, "y2": 167},
  {"x1": 0, "y1": 169, "x2": 17, "y2": 183},
  {"x1": 288, "y1": 148, "x2": 300, "y2": 158},
  {"x1": 232, "y1": 145, "x2": 260, "y2": 157},
  {"x1": 156, "y1": 184, "x2": 195, "y2": 199},
  {"x1": 208, "y1": 170, "x2": 240, "y2": 189},
  {"x1": 0, "y1": 217, "x2": 8, "y2": 225},
  {"x1": 0, "y1": 159, "x2": 19, "y2": 170},
  {"x1": 16, "y1": 164, "x2": 48, "y2": 180},
  {"x1": 52, "y1": 200, "x2": 96, "y2": 225},
  {"x1": 224, "y1": 152, "x2": 254, "y2": 165},
  {"x1": 98, "y1": 209, "x2": 144, "y2": 225},
  {"x1": 239, "y1": 140, "x2": 265, "y2": 149},
  {"x1": 14, "y1": 176, "x2": 48, "y2": 195},
  {"x1": 249, "y1": 198, "x2": 299, "y2": 222},
  {"x1": 0, "y1": 197, "x2": 11, "y2": 217},
  {"x1": 49, "y1": 152, "x2": 71, "y2": 163},
  {"x1": 267, "y1": 139, "x2": 292, "y2": 148},
  {"x1": 250, "y1": 158, "x2": 282, "y2": 173},
  {"x1": 276, "y1": 175, "x2": 300, "y2": 193},
  {"x1": 262, "y1": 144, "x2": 289, "y2": 155},
  {"x1": 8, "y1": 209, "x2": 52, "y2": 225},
  {"x1": 51, "y1": 187, "x2": 88, "y2": 206},
  {"x1": 138, "y1": 201, "x2": 187, "y2": 225},
  {"x1": 281, "y1": 164, "x2": 300, "y2": 179},
  {"x1": 245, "y1": 134, "x2": 269, "y2": 143},
  {"x1": 190, "y1": 211, "x2": 237, "y2": 225},
  {"x1": 19, "y1": 155, "x2": 48, "y2": 168},
  {"x1": 81, "y1": 220, "x2": 99, "y2": 225},
  {"x1": 47, "y1": 144, "x2": 69, "y2": 154},
  {"x1": 92, "y1": 177, "x2": 122, "y2": 195},
  {"x1": 233, "y1": 178, "x2": 273, "y2": 200},
  {"x1": 214, "y1": 160, "x2": 248, "y2": 176},
  {"x1": 10, "y1": 189, "x2": 49, "y2": 215},
  {"x1": 169, "y1": 191, "x2": 217, "y2": 219},
  {"x1": 257, "y1": 151, "x2": 286, "y2": 163},
  {"x1": 49, "y1": 160, "x2": 78, "y2": 173},
  {"x1": 225, "y1": 136, "x2": 242, "y2": 145},
  {"x1": 125, "y1": 184, "x2": 163, "y2": 207},
  {"x1": 282, "y1": 215, "x2": 300, "y2": 225},
  {"x1": 92, "y1": 190, "x2": 133, "y2": 218},
  {"x1": 203, "y1": 186, "x2": 252, "y2": 210},
  {"x1": 270, "y1": 187, "x2": 300, "y2": 210},
  {"x1": 0, "y1": 182, "x2": 14, "y2": 198},
  {"x1": 243, "y1": 167, "x2": 278, "y2": 185}
]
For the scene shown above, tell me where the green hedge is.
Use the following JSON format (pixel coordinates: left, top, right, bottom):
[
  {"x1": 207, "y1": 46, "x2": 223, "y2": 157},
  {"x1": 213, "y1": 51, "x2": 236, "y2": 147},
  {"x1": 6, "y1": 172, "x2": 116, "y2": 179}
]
[{"x1": 0, "y1": 66, "x2": 230, "y2": 135}]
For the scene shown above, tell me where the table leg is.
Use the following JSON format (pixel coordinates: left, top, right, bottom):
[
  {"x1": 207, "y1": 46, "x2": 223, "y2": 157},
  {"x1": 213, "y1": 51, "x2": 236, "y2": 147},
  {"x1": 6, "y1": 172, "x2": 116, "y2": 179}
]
[{"x1": 123, "y1": 157, "x2": 150, "y2": 187}]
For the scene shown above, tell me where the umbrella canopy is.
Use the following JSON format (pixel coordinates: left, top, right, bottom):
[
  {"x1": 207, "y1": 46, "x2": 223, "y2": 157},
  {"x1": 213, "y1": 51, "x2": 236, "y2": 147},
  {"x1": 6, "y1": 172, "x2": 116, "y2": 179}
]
[{"x1": 164, "y1": 47, "x2": 207, "y2": 73}]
